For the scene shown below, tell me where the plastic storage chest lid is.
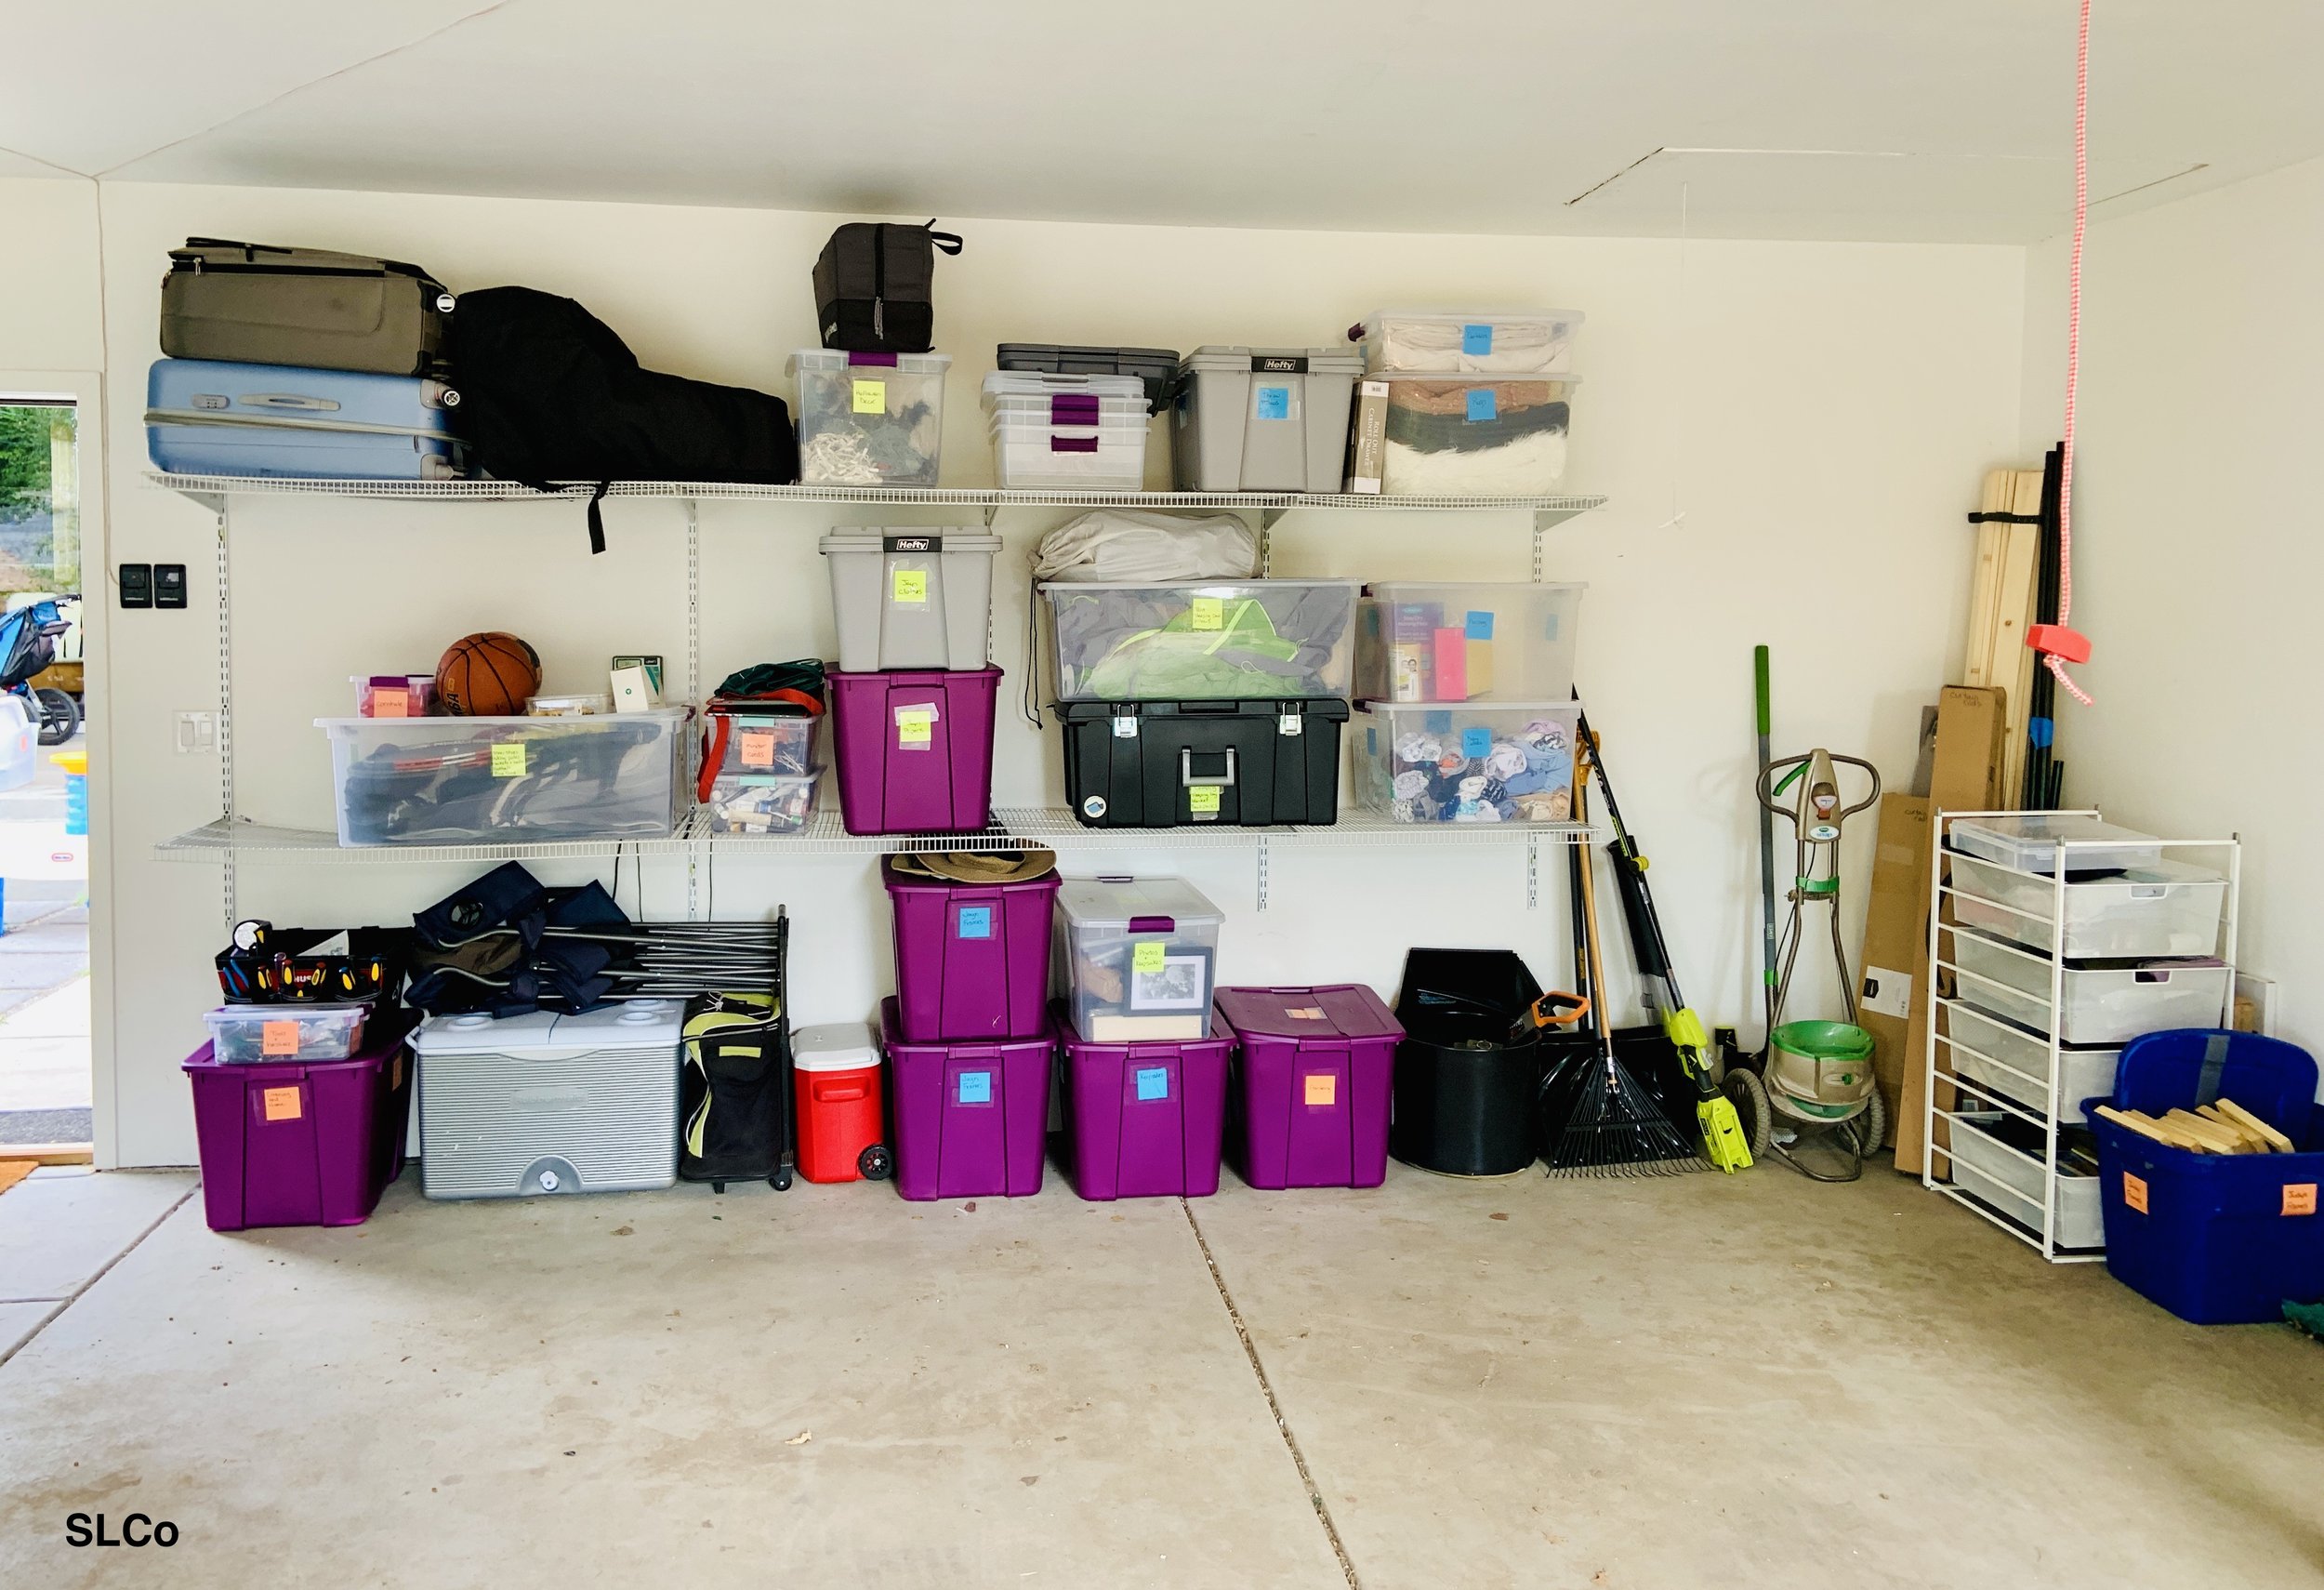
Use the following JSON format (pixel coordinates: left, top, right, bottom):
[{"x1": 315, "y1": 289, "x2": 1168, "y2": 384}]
[
  {"x1": 408, "y1": 1000, "x2": 685, "y2": 1054},
  {"x1": 1355, "y1": 308, "x2": 1588, "y2": 329},
  {"x1": 1037, "y1": 577, "x2": 1358, "y2": 593},
  {"x1": 1182, "y1": 345, "x2": 1366, "y2": 372},
  {"x1": 819, "y1": 529, "x2": 1001, "y2": 552},
  {"x1": 981, "y1": 370, "x2": 1146, "y2": 400},
  {"x1": 1949, "y1": 815, "x2": 2164, "y2": 875},
  {"x1": 1214, "y1": 984, "x2": 1401, "y2": 1040},
  {"x1": 794, "y1": 1021, "x2": 879, "y2": 1072},
  {"x1": 787, "y1": 349, "x2": 953, "y2": 373},
  {"x1": 1056, "y1": 876, "x2": 1222, "y2": 930},
  {"x1": 1363, "y1": 579, "x2": 1587, "y2": 596}
]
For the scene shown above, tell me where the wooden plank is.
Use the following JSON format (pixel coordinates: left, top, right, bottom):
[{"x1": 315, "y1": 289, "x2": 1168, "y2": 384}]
[
  {"x1": 1992, "y1": 484, "x2": 2042, "y2": 807},
  {"x1": 2217, "y1": 1097, "x2": 2295, "y2": 1153},
  {"x1": 1962, "y1": 470, "x2": 2011, "y2": 689}
]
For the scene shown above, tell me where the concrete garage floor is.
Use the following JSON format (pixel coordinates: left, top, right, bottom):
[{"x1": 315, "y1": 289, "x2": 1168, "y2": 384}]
[{"x1": 3, "y1": 1159, "x2": 2321, "y2": 1588}]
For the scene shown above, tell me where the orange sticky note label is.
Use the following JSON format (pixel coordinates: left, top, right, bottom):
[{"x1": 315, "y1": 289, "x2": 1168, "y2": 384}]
[
  {"x1": 2285, "y1": 1184, "x2": 2317, "y2": 1217},
  {"x1": 373, "y1": 687, "x2": 410, "y2": 718},
  {"x1": 260, "y1": 1019, "x2": 300, "y2": 1057},
  {"x1": 1287, "y1": 1007, "x2": 1327, "y2": 1020},
  {"x1": 390, "y1": 1053, "x2": 404, "y2": 1092},
  {"x1": 1303, "y1": 1073, "x2": 1337, "y2": 1107},
  {"x1": 262, "y1": 1085, "x2": 303, "y2": 1122},
  {"x1": 2122, "y1": 1172, "x2": 2148, "y2": 1214},
  {"x1": 739, "y1": 729, "x2": 777, "y2": 769}
]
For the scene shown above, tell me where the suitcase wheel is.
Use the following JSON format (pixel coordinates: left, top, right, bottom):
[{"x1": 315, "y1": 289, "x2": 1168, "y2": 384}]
[{"x1": 771, "y1": 1167, "x2": 794, "y2": 1191}]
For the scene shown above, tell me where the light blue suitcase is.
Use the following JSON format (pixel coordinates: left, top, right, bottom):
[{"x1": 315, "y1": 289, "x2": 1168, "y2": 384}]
[{"x1": 145, "y1": 358, "x2": 465, "y2": 479}]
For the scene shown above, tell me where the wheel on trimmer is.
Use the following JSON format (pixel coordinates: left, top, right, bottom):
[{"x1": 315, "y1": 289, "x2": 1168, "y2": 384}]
[{"x1": 858, "y1": 1143, "x2": 893, "y2": 1182}]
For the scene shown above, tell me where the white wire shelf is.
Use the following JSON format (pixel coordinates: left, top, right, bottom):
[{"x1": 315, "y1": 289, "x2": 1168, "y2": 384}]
[
  {"x1": 156, "y1": 807, "x2": 1596, "y2": 865},
  {"x1": 145, "y1": 470, "x2": 1607, "y2": 523}
]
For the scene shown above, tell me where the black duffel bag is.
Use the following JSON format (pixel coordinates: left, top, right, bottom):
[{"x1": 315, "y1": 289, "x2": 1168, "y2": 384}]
[
  {"x1": 812, "y1": 219, "x2": 963, "y2": 353},
  {"x1": 447, "y1": 286, "x2": 799, "y2": 551}
]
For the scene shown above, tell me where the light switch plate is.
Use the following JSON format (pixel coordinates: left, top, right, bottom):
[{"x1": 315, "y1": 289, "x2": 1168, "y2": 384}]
[{"x1": 175, "y1": 711, "x2": 216, "y2": 754}]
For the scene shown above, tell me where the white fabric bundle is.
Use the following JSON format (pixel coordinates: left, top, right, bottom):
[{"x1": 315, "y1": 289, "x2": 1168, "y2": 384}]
[
  {"x1": 1031, "y1": 510, "x2": 1259, "y2": 583},
  {"x1": 1367, "y1": 314, "x2": 1578, "y2": 376}
]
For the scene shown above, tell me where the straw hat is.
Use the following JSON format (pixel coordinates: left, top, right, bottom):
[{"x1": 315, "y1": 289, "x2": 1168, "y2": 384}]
[{"x1": 887, "y1": 847, "x2": 1058, "y2": 885}]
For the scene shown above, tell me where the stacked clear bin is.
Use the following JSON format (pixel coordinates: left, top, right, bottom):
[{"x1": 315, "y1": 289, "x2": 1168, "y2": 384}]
[
  {"x1": 700, "y1": 710, "x2": 821, "y2": 834},
  {"x1": 789, "y1": 350, "x2": 950, "y2": 485},
  {"x1": 1925, "y1": 811, "x2": 2238, "y2": 1262},
  {"x1": 1353, "y1": 311, "x2": 1585, "y2": 495},
  {"x1": 981, "y1": 372, "x2": 1149, "y2": 489},
  {"x1": 1351, "y1": 581, "x2": 1585, "y2": 825}
]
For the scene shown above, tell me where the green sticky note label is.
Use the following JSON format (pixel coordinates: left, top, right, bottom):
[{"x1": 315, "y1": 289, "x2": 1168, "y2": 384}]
[
  {"x1": 1189, "y1": 597, "x2": 1224, "y2": 631},
  {"x1": 1188, "y1": 786, "x2": 1221, "y2": 815},
  {"x1": 1132, "y1": 941, "x2": 1167, "y2": 974},
  {"x1": 892, "y1": 568, "x2": 928, "y2": 604},
  {"x1": 491, "y1": 743, "x2": 527, "y2": 778}
]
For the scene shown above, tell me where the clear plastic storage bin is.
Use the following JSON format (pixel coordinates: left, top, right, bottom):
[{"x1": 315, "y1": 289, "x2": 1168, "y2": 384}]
[
  {"x1": 1377, "y1": 373, "x2": 1578, "y2": 495},
  {"x1": 1353, "y1": 702, "x2": 1580, "y2": 824},
  {"x1": 702, "y1": 772, "x2": 821, "y2": 834},
  {"x1": 1948, "y1": 929, "x2": 2231, "y2": 1046},
  {"x1": 1949, "y1": 815, "x2": 2164, "y2": 876},
  {"x1": 1354, "y1": 310, "x2": 1585, "y2": 376},
  {"x1": 320, "y1": 709, "x2": 689, "y2": 846},
  {"x1": 988, "y1": 414, "x2": 1150, "y2": 489},
  {"x1": 1041, "y1": 581, "x2": 1357, "y2": 700},
  {"x1": 526, "y1": 693, "x2": 610, "y2": 717},
  {"x1": 204, "y1": 1002, "x2": 368, "y2": 1063},
  {"x1": 698, "y1": 710, "x2": 819, "y2": 835},
  {"x1": 1949, "y1": 851, "x2": 2225, "y2": 959},
  {"x1": 1948, "y1": 1111, "x2": 2104, "y2": 1247},
  {"x1": 1943, "y1": 1002, "x2": 2120, "y2": 1125},
  {"x1": 1056, "y1": 877, "x2": 1224, "y2": 1042},
  {"x1": 789, "y1": 350, "x2": 950, "y2": 486},
  {"x1": 1354, "y1": 581, "x2": 1584, "y2": 703}
]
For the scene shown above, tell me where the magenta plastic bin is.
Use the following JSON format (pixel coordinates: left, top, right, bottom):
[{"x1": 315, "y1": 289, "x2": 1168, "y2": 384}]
[
  {"x1": 1216, "y1": 985, "x2": 1402, "y2": 1189},
  {"x1": 828, "y1": 667, "x2": 1002, "y2": 836},
  {"x1": 882, "y1": 997, "x2": 1051, "y2": 1200},
  {"x1": 884, "y1": 859, "x2": 1059, "y2": 1042},
  {"x1": 1059, "y1": 1009, "x2": 1233, "y2": 1200},
  {"x1": 181, "y1": 1008, "x2": 416, "y2": 1232}
]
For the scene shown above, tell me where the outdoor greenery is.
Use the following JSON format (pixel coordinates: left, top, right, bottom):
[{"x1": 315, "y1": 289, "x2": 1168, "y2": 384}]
[{"x1": 0, "y1": 404, "x2": 72, "y2": 523}]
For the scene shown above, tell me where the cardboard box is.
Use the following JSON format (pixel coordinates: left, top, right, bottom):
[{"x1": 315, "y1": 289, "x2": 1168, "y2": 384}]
[
  {"x1": 1343, "y1": 378, "x2": 1388, "y2": 495},
  {"x1": 1860, "y1": 794, "x2": 1932, "y2": 1150}
]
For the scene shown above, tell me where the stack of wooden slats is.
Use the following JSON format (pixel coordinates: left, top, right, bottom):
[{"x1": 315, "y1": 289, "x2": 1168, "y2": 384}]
[
  {"x1": 1963, "y1": 466, "x2": 2047, "y2": 809},
  {"x1": 2095, "y1": 1100, "x2": 2298, "y2": 1155}
]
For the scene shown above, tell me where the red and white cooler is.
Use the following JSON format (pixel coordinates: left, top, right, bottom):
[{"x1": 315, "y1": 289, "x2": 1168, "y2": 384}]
[{"x1": 793, "y1": 1022, "x2": 891, "y2": 1184}]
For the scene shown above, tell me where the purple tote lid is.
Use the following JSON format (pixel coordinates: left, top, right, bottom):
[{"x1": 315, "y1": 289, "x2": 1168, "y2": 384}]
[{"x1": 1214, "y1": 985, "x2": 1402, "y2": 1042}]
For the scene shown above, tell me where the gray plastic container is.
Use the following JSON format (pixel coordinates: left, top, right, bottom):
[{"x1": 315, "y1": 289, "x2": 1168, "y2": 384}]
[
  {"x1": 820, "y1": 528, "x2": 999, "y2": 672},
  {"x1": 1172, "y1": 346, "x2": 1364, "y2": 494}
]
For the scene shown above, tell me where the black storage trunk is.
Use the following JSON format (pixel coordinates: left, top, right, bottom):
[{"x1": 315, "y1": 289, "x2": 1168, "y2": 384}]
[
  {"x1": 1391, "y1": 948, "x2": 1549, "y2": 1176},
  {"x1": 997, "y1": 343, "x2": 1181, "y2": 412},
  {"x1": 813, "y1": 221, "x2": 961, "y2": 353},
  {"x1": 1051, "y1": 697, "x2": 1348, "y2": 828}
]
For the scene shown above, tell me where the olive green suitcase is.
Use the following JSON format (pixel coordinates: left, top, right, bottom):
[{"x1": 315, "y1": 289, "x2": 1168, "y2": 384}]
[{"x1": 160, "y1": 237, "x2": 453, "y2": 378}]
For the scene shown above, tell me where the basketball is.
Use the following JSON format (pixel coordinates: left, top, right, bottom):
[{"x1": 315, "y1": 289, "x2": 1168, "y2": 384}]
[{"x1": 435, "y1": 631, "x2": 541, "y2": 716}]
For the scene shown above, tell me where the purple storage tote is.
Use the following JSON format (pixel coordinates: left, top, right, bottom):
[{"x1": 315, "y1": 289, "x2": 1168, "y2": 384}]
[
  {"x1": 828, "y1": 667, "x2": 1001, "y2": 836},
  {"x1": 182, "y1": 1009, "x2": 416, "y2": 1232},
  {"x1": 881, "y1": 997, "x2": 1051, "y2": 1200},
  {"x1": 1216, "y1": 985, "x2": 1401, "y2": 1189},
  {"x1": 884, "y1": 860, "x2": 1058, "y2": 1042},
  {"x1": 1059, "y1": 1011, "x2": 1233, "y2": 1200}
]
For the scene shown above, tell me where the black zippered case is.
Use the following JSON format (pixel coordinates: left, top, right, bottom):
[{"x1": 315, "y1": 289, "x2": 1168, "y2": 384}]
[
  {"x1": 812, "y1": 220, "x2": 962, "y2": 353},
  {"x1": 1051, "y1": 697, "x2": 1348, "y2": 828},
  {"x1": 161, "y1": 238, "x2": 454, "y2": 377}
]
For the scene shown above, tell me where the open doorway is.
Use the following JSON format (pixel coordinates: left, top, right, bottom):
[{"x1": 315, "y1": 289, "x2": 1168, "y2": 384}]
[{"x1": 0, "y1": 397, "x2": 90, "y2": 1163}]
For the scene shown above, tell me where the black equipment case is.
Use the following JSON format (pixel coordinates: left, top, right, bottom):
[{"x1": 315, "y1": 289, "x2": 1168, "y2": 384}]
[
  {"x1": 812, "y1": 220, "x2": 962, "y2": 353},
  {"x1": 1051, "y1": 697, "x2": 1348, "y2": 828}
]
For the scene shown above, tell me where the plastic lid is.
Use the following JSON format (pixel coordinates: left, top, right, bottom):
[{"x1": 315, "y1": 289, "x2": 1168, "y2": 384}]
[
  {"x1": 1213, "y1": 985, "x2": 1401, "y2": 1041},
  {"x1": 1356, "y1": 308, "x2": 1587, "y2": 331},
  {"x1": 206, "y1": 1001, "x2": 365, "y2": 1021},
  {"x1": 794, "y1": 1021, "x2": 879, "y2": 1072},
  {"x1": 1363, "y1": 580, "x2": 1587, "y2": 596},
  {"x1": 788, "y1": 349, "x2": 953, "y2": 374},
  {"x1": 1374, "y1": 370, "x2": 1582, "y2": 386},
  {"x1": 1182, "y1": 346, "x2": 1367, "y2": 371},
  {"x1": 1056, "y1": 876, "x2": 1222, "y2": 931},
  {"x1": 1356, "y1": 699, "x2": 1584, "y2": 714},
  {"x1": 316, "y1": 708, "x2": 688, "y2": 730},
  {"x1": 1037, "y1": 579, "x2": 1357, "y2": 593},
  {"x1": 409, "y1": 1001, "x2": 682, "y2": 1054},
  {"x1": 819, "y1": 529, "x2": 1002, "y2": 551},
  {"x1": 981, "y1": 371, "x2": 1145, "y2": 400}
]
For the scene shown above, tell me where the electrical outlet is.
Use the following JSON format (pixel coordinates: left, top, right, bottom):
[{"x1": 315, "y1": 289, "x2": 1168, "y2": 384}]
[{"x1": 175, "y1": 711, "x2": 216, "y2": 754}]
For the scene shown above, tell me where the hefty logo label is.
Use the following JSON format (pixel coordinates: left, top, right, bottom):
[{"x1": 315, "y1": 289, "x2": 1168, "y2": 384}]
[
  {"x1": 1251, "y1": 355, "x2": 1310, "y2": 374},
  {"x1": 883, "y1": 535, "x2": 940, "y2": 553}
]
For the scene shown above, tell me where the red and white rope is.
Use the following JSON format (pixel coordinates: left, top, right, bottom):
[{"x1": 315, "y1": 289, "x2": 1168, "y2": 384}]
[{"x1": 2050, "y1": 0, "x2": 2093, "y2": 707}]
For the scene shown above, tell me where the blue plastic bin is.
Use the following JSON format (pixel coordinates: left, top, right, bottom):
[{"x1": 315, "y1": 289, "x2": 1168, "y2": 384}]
[{"x1": 2085, "y1": 1029, "x2": 2324, "y2": 1325}]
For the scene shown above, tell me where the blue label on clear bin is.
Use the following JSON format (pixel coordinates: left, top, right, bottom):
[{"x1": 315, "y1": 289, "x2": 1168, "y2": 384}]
[
  {"x1": 1461, "y1": 323, "x2": 1493, "y2": 355},
  {"x1": 1465, "y1": 610, "x2": 1494, "y2": 641},
  {"x1": 1135, "y1": 1067, "x2": 1169, "y2": 1102},
  {"x1": 1367, "y1": 726, "x2": 1378, "y2": 755},
  {"x1": 957, "y1": 1070, "x2": 992, "y2": 1106},
  {"x1": 1461, "y1": 726, "x2": 1492, "y2": 760},
  {"x1": 1424, "y1": 709, "x2": 1453, "y2": 735},
  {"x1": 1255, "y1": 386, "x2": 1291, "y2": 421},
  {"x1": 956, "y1": 906, "x2": 994, "y2": 940},
  {"x1": 1465, "y1": 388, "x2": 1499, "y2": 423}
]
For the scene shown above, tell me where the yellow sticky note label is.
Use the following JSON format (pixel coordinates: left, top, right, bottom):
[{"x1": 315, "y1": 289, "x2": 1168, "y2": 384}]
[
  {"x1": 1189, "y1": 596, "x2": 1224, "y2": 631},
  {"x1": 261, "y1": 1019, "x2": 300, "y2": 1057},
  {"x1": 1132, "y1": 941, "x2": 1167, "y2": 974},
  {"x1": 739, "y1": 729, "x2": 776, "y2": 769},
  {"x1": 492, "y1": 743, "x2": 528, "y2": 778},
  {"x1": 1303, "y1": 1073, "x2": 1338, "y2": 1107},
  {"x1": 2122, "y1": 1172, "x2": 2148, "y2": 1214},
  {"x1": 1187, "y1": 786, "x2": 1221, "y2": 815},
  {"x1": 892, "y1": 568, "x2": 928, "y2": 604},
  {"x1": 262, "y1": 1085, "x2": 303, "y2": 1122},
  {"x1": 2286, "y1": 1184, "x2": 2317, "y2": 1217},
  {"x1": 895, "y1": 709, "x2": 935, "y2": 747},
  {"x1": 852, "y1": 378, "x2": 887, "y2": 414}
]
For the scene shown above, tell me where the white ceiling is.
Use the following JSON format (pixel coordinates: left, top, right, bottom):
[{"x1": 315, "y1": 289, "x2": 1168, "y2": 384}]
[{"x1": 6, "y1": 0, "x2": 2321, "y2": 243}]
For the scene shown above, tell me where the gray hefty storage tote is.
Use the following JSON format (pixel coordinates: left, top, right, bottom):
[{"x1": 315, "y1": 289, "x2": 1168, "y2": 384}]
[
  {"x1": 1172, "y1": 346, "x2": 1363, "y2": 494},
  {"x1": 820, "y1": 529, "x2": 998, "y2": 672}
]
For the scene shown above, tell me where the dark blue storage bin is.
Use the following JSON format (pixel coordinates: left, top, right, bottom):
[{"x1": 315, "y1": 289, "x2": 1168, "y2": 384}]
[{"x1": 2085, "y1": 1028, "x2": 2324, "y2": 1325}]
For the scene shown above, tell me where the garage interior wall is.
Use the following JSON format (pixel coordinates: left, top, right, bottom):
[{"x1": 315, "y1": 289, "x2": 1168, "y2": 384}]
[
  {"x1": 2018, "y1": 152, "x2": 2324, "y2": 1063},
  {"x1": 12, "y1": 177, "x2": 2027, "y2": 1167}
]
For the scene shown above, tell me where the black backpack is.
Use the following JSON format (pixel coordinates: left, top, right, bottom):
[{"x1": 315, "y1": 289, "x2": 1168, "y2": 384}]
[
  {"x1": 812, "y1": 220, "x2": 963, "y2": 353},
  {"x1": 447, "y1": 286, "x2": 799, "y2": 551}
]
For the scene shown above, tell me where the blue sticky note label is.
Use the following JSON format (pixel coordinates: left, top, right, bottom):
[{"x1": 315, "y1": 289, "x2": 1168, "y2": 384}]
[
  {"x1": 1255, "y1": 385, "x2": 1291, "y2": 421},
  {"x1": 956, "y1": 1070, "x2": 992, "y2": 1106},
  {"x1": 1461, "y1": 726, "x2": 1491, "y2": 759},
  {"x1": 956, "y1": 905, "x2": 994, "y2": 940},
  {"x1": 1424, "y1": 709, "x2": 1452, "y2": 735},
  {"x1": 1461, "y1": 323, "x2": 1493, "y2": 355},
  {"x1": 1465, "y1": 388, "x2": 1499, "y2": 423},
  {"x1": 1135, "y1": 1067, "x2": 1169, "y2": 1102},
  {"x1": 1367, "y1": 726, "x2": 1378, "y2": 755},
  {"x1": 1464, "y1": 609, "x2": 1494, "y2": 641}
]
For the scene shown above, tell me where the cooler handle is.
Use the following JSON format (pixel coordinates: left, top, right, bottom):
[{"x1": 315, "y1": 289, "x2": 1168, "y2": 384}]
[{"x1": 812, "y1": 1080, "x2": 869, "y2": 1103}]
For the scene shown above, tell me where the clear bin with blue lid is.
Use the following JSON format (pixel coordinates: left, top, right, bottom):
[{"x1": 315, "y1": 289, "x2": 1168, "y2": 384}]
[{"x1": 1353, "y1": 310, "x2": 1585, "y2": 376}]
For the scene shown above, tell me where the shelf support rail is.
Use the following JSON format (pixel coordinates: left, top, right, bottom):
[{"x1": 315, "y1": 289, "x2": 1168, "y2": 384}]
[
  {"x1": 204, "y1": 492, "x2": 237, "y2": 928},
  {"x1": 684, "y1": 496, "x2": 702, "y2": 921}
]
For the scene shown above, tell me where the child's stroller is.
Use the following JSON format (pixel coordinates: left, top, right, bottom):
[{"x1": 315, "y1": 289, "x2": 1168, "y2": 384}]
[{"x1": 0, "y1": 601, "x2": 75, "y2": 746}]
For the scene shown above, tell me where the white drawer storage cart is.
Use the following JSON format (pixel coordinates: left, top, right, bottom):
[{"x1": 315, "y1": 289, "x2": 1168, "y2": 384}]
[{"x1": 1922, "y1": 811, "x2": 2239, "y2": 1262}]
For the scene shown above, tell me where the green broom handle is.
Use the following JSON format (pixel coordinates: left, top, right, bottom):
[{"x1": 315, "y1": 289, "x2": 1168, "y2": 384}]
[{"x1": 1754, "y1": 646, "x2": 1780, "y2": 1025}]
